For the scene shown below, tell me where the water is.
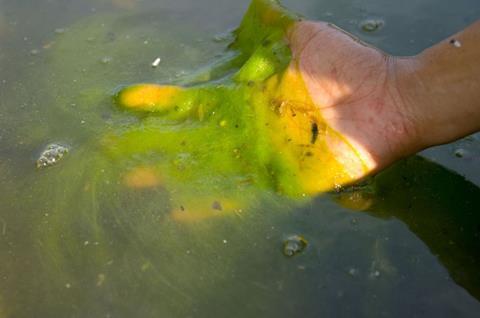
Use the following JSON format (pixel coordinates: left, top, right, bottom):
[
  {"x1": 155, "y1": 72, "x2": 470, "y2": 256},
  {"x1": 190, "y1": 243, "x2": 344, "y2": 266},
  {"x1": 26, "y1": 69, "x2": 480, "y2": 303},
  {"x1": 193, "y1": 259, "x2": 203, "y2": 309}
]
[{"x1": 0, "y1": 0, "x2": 479, "y2": 317}]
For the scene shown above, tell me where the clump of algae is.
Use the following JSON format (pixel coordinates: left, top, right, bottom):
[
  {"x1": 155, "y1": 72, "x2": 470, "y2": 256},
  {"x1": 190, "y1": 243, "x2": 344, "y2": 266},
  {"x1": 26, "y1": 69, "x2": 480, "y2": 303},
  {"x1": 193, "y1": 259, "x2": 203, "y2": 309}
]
[{"x1": 112, "y1": 0, "x2": 367, "y2": 223}]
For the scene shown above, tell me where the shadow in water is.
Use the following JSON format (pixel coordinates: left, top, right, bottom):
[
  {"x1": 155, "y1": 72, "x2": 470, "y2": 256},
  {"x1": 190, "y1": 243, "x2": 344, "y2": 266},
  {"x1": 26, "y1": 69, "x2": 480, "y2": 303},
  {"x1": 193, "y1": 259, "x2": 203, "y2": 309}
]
[{"x1": 335, "y1": 155, "x2": 480, "y2": 300}]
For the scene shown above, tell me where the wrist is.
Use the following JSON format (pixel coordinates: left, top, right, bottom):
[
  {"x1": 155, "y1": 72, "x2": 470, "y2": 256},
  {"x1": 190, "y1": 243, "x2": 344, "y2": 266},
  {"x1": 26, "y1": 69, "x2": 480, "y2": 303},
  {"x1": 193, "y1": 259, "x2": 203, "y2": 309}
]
[
  {"x1": 394, "y1": 33, "x2": 480, "y2": 150},
  {"x1": 389, "y1": 55, "x2": 430, "y2": 155}
]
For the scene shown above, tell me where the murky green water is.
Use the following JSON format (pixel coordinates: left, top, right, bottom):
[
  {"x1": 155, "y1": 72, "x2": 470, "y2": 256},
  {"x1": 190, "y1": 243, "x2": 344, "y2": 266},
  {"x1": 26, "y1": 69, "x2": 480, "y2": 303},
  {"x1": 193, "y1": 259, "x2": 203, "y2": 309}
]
[{"x1": 0, "y1": 0, "x2": 479, "y2": 317}]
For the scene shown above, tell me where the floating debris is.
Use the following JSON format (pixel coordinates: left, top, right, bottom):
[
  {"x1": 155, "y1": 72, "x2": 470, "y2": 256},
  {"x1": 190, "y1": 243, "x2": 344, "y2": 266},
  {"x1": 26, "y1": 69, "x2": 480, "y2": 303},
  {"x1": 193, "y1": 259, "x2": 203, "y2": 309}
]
[
  {"x1": 54, "y1": 28, "x2": 66, "y2": 35},
  {"x1": 151, "y1": 57, "x2": 161, "y2": 68},
  {"x1": 360, "y1": 19, "x2": 384, "y2": 33},
  {"x1": 30, "y1": 49, "x2": 40, "y2": 56},
  {"x1": 450, "y1": 38, "x2": 462, "y2": 48},
  {"x1": 36, "y1": 143, "x2": 69, "y2": 169},
  {"x1": 283, "y1": 235, "x2": 308, "y2": 257}
]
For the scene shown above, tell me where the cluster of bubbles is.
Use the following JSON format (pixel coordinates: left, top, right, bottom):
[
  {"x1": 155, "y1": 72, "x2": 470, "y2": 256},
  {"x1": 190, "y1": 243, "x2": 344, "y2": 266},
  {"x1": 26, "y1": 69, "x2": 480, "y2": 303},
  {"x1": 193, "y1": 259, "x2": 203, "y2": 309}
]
[{"x1": 36, "y1": 143, "x2": 69, "y2": 169}]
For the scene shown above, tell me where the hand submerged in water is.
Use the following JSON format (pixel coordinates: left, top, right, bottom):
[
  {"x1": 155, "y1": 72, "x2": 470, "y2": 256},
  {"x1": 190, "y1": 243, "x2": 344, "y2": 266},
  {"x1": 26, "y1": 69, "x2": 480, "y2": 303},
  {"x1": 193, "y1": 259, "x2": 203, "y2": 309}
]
[
  {"x1": 115, "y1": 0, "x2": 480, "y2": 208},
  {"x1": 116, "y1": 5, "x2": 397, "y2": 195},
  {"x1": 287, "y1": 19, "x2": 480, "y2": 177}
]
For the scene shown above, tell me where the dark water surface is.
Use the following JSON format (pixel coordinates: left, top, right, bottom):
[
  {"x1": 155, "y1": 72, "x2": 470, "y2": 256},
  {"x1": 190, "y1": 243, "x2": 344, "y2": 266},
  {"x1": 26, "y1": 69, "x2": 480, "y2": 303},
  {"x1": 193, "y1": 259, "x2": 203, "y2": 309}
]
[{"x1": 0, "y1": 0, "x2": 479, "y2": 317}]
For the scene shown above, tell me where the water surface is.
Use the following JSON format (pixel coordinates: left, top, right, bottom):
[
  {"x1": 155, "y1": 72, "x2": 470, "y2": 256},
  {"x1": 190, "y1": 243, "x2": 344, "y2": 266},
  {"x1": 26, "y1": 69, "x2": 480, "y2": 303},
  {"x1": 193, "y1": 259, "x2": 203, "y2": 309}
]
[{"x1": 0, "y1": 0, "x2": 479, "y2": 317}]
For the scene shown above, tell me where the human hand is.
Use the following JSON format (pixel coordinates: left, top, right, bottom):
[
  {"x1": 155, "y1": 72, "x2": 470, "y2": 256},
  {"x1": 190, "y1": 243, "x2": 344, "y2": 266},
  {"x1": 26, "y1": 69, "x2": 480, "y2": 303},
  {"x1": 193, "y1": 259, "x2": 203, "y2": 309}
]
[
  {"x1": 115, "y1": 15, "x2": 421, "y2": 196},
  {"x1": 286, "y1": 21, "x2": 419, "y2": 178},
  {"x1": 112, "y1": 0, "x2": 480, "y2": 224},
  {"x1": 116, "y1": 0, "x2": 480, "y2": 201}
]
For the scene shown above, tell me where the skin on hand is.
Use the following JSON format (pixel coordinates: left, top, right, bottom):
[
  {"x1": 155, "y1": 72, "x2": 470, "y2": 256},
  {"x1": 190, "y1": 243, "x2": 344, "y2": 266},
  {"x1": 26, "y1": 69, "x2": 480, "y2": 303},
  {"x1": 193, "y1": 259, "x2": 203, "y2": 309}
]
[
  {"x1": 395, "y1": 20, "x2": 480, "y2": 149},
  {"x1": 289, "y1": 19, "x2": 480, "y2": 176},
  {"x1": 287, "y1": 21, "x2": 420, "y2": 175}
]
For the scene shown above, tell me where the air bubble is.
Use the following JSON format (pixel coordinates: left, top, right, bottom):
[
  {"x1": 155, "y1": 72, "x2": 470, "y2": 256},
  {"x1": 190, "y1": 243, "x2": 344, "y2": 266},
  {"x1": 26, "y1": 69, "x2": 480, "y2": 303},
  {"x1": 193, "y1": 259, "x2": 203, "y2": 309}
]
[
  {"x1": 360, "y1": 19, "x2": 385, "y2": 33},
  {"x1": 454, "y1": 148, "x2": 467, "y2": 158},
  {"x1": 283, "y1": 235, "x2": 308, "y2": 257}
]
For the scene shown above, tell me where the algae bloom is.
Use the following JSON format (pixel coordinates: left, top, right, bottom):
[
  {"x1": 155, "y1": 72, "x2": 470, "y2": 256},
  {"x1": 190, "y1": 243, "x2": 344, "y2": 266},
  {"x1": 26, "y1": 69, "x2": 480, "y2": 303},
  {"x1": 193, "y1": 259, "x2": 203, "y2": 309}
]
[{"x1": 110, "y1": 0, "x2": 368, "y2": 221}]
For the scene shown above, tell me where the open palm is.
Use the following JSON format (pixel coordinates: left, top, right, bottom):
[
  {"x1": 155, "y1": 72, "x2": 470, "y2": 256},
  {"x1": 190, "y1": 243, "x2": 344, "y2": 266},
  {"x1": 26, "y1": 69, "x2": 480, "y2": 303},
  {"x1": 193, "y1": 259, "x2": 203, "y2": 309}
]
[
  {"x1": 116, "y1": 10, "x2": 420, "y2": 196},
  {"x1": 288, "y1": 21, "x2": 417, "y2": 177}
]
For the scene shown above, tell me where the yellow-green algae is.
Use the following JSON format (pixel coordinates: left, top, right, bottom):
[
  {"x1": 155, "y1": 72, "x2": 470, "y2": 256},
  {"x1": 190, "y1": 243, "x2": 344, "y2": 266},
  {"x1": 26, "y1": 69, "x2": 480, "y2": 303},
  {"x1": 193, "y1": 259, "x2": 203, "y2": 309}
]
[
  {"x1": 23, "y1": 0, "x2": 367, "y2": 225},
  {"x1": 110, "y1": 0, "x2": 367, "y2": 223},
  {"x1": 3, "y1": 2, "x2": 321, "y2": 315}
]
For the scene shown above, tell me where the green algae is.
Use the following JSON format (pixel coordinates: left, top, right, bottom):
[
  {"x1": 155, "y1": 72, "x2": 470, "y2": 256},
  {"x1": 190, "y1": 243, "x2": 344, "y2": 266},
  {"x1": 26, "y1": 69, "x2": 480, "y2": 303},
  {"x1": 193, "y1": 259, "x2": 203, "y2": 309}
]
[
  {"x1": 1, "y1": 1, "x2": 480, "y2": 317},
  {"x1": 23, "y1": 0, "x2": 350, "y2": 216},
  {"x1": 112, "y1": 0, "x2": 360, "y2": 204},
  {"x1": 0, "y1": 2, "x2": 310, "y2": 315}
]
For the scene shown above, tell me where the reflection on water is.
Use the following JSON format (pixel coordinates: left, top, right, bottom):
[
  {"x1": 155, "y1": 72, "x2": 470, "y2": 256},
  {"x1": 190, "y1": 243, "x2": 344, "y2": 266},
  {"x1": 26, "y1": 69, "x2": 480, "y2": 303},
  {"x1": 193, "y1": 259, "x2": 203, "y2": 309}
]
[
  {"x1": 335, "y1": 156, "x2": 480, "y2": 301},
  {"x1": 0, "y1": 0, "x2": 479, "y2": 317}
]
